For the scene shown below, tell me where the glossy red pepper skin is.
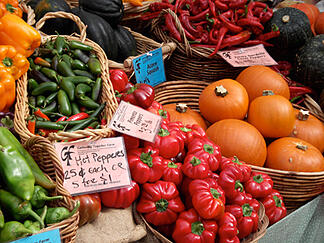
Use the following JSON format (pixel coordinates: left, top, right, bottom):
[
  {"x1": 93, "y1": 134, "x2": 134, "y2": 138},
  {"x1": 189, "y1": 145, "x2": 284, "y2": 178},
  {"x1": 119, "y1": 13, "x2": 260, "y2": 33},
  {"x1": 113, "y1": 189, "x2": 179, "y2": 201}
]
[
  {"x1": 121, "y1": 83, "x2": 155, "y2": 109},
  {"x1": 182, "y1": 154, "x2": 210, "y2": 179},
  {"x1": 162, "y1": 159, "x2": 183, "y2": 186},
  {"x1": 218, "y1": 166, "x2": 246, "y2": 200},
  {"x1": 187, "y1": 138, "x2": 221, "y2": 172},
  {"x1": 100, "y1": 180, "x2": 140, "y2": 209},
  {"x1": 146, "y1": 100, "x2": 170, "y2": 123},
  {"x1": 261, "y1": 190, "x2": 287, "y2": 225},
  {"x1": 109, "y1": 69, "x2": 129, "y2": 92},
  {"x1": 136, "y1": 180, "x2": 185, "y2": 226},
  {"x1": 122, "y1": 134, "x2": 140, "y2": 150},
  {"x1": 218, "y1": 212, "x2": 240, "y2": 243},
  {"x1": 127, "y1": 146, "x2": 164, "y2": 184},
  {"x1": 244, "y1": 172, "x2": 273, "y2": 199},
  {"x1": 73, "y1": 193, "x2": 101, "y2": 226},
  {"x1": 230, "y1": 192, "x2": 260, "y2": 213},
  {"x1": 172, "y1": 208, "x2": 218, "y2": 243},
  {"x1": 220, "y1": 156, "x2": 251, "y2": 182},
  {"x1": 170, "y1": 148, "x2": 187, "y2": 163},
  {"x1": 66, "y1": 112, "x2": 89, "y2": 121},
  {"x1": 226, "y1": 203, "x2": 259, "y2": 239},
  {"x1": 189, "y1": 178, "x2": 225, "y2": 220},
  {"x1": 165, "y1": 12, "x2": 182, "y2": 42}
]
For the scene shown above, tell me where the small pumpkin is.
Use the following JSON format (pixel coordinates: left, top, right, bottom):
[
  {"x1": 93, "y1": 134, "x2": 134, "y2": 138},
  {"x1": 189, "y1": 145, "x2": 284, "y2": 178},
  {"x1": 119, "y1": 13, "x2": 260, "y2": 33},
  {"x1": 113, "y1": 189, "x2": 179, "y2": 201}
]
[
  {"x1": 236, "y1": 65, "x2": 290, "y2": 102},
  {"x1": 266, "y1": 137, "x2": 324, "y2": 172},
  {"x1": 163, "y1": 103, "x2": 207, "y2": 130},
  {"x1": 199, "y1": 79, "x2": 249, "y2": 123},
  {"x1": 290, "y1": 109, "x2": 324, "y2": 153},
  {"x1": 247, "y1": 90, "x2": 295, "y2": 138},
  {"x1": 315, "y1": 12, "x2": 324, "y2": 35},
  {"x1": 206, "y1": 119, "x2": 267, "y2": 167},
  {"x1": 290, "y1": 3, "x2": 320, "y2": 34}
]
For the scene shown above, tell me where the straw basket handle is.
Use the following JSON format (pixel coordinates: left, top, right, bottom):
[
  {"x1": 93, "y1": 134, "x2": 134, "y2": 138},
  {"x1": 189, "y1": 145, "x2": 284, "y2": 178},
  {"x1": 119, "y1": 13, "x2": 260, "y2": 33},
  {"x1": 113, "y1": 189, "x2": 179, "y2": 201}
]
[
  {"x1": 35, "y1": 11, "x2": 87, "y2": 42},
  {"x1": 20, "y1": 2, "x2": 36, "y2": 26}
]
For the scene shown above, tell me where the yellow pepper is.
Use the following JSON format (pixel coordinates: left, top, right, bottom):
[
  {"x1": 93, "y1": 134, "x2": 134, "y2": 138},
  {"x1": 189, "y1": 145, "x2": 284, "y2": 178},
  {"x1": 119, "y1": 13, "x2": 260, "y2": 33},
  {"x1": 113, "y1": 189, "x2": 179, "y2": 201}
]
[
  {"x1": 0, "y1": 45, "x2": 29, "y2": 80},
  {"x1": 0, "y1": 13, "x2": 41, "y2": 57},
  {"x1": 0, "y1": 68, "x2": 15, "y2": 111},
  {"x1": 0, "y1": 0, "x2": 22, "y2": 18}
]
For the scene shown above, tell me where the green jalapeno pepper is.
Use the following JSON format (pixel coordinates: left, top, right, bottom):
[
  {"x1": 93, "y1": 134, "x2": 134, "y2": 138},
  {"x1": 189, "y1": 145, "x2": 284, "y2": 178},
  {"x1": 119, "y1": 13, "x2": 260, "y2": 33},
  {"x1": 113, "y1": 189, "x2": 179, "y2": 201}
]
[
  {"x1": 36, "y1": 96, "x2": 46, "y2": 107},
  {"x1": 67, "y1": 117, "x2": 97, "y2": 132},
  {"x1": 57, "y1": 61, "x2": 75, "y2": 77},
  {"x1": 61, "y1": 76, "x2": 94, "y2": 85},
  {"x1": 69, "y1": 40, "x2": 93, "y2": 51},
  {"x1": 71, "y1": 102, "x2": 81, "y2": 115},
  {"x1": 28, "y1": 79, "x2": 39, "y2": 92},
  {"x1": 61, "y1": 54, "x2": 73, "y2": 68},
  {"x1": 60, "y1": 79, "x2": 75, "y2": 102},
  {"x1": 55, "y1": 36, "x2": 65, "y2": 55},
  {"x1": 43, "y1": 92, "x2": 58, "y2": 108},
  {"x1": 40, "y1": 67, "x2": 58, "y2": 81},
  {"x1": 75, "y1": 83, "x2": 91, "y2": 99},
  {"x1": 51, "y1": 55, "x2": 59, "y2": 71},
  {"x1": 31, "y1": 82, "x2": 58, "y2": 96},
  {"x1": 73, "y1": 69, "x2": 95, "y2": 80},
  {"x1": 73, "y1": 49, "x2": 90, "y2": 63},
  {"x1": 91, "y1": 77, "x2": 102, "y2": 102},
  {"x1": 30, "y1": 186, "x2": 63, "y2": 209},
  {"x1": 90, "y1": 102, "x2": 106, "y2": 118},
  {"x1": 78, "y1": 96, "x2": 100, "y2": 109},
  {"x1": 0, "y1": 221, "x2": 33, "y2": 242},
  {"x1": 88, "y1": 54, "x2": 101, "y2": 75},
  {"x1": 35, "y1": 120, "x2": 64, "y2": 130},
  {"x1": 0, "y1": 208, "x2": 4, "y2": 229},
  {"x1": 58, "y1": 89, "x2": 72, "y2": 116},
  {"x1": 71, "y1": 59, "x2": 88, "y2": 71}
]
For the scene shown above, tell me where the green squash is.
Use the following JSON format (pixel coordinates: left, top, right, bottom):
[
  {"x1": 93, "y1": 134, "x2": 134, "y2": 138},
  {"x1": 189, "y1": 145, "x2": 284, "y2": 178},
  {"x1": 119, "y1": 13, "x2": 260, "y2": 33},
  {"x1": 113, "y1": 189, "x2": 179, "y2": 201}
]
[{"x1": 114, "y1": 25, "x2": 137, "y2": 63}]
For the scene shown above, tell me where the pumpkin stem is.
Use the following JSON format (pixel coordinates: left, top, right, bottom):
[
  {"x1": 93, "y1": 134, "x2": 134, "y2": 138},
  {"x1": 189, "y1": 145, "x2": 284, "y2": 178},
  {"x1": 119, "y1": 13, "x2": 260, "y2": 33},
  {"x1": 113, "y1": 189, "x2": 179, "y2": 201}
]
[
  {"x1": 214, "y1": 85, "x2": 228, "y2": 97},
  {"x1": 296, "y1": 143, "x2": 308, "y2": 151},
  {"x1": 176, "y1": 103, "x2": 188, "y2": 113},
  {"x1": 262, "y1": 90, "x2": 274, "y2": 96},
  {"x1": 282, "y1": 15, "x2": 290, "y2": 23},
  {"x1": 297, "y1": 109, "x2": 309, "y2": 121}
]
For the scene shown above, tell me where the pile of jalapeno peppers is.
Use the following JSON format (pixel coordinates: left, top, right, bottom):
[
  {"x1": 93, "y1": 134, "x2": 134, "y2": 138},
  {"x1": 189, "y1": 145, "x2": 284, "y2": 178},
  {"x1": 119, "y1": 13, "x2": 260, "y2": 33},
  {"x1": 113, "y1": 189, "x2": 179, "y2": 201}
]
[
  {"x1": 0, "y1": 128, "x2": 79, "y2": 242},
  {"x1": 27, "y1": 35, "x2": 106, "y2": 137}
]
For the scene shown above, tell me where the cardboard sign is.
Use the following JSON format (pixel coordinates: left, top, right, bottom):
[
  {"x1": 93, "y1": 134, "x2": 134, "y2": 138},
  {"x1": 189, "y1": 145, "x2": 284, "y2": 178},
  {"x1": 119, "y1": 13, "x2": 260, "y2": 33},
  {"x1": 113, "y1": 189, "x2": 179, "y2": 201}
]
[
  {"x1": 54, "y1": 137, "x2": 131, "y2": 196},
  {"x1": 218, "y1": 44, "x2": 277, "y2": 67},
  {"x1": 133, "y1": 47, "x2": 166, "y2": 87},
  {"x1": 108, "y1": 101, "x2": 162, "y2": 142},
  {"x1": 12, "y1": 228, "x2": 61, "y2": 243}
]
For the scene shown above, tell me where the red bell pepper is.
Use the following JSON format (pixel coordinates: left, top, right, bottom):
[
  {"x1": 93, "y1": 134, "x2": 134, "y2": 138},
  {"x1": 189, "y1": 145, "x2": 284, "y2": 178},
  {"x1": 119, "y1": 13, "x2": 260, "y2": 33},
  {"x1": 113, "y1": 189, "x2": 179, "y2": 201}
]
[
  {"x1": 187, "y1": 137, "x2": 221, "y2": 172},
  {"x1": 100, "y1": 180, "x2": 140, "y2": 209},
  {"x1": 226, "y1": 203, "x2": 259, "y2": 239},
  {"x1": 218, "y1": 212, "x2": 240, "y2": 243},
  {"x1": 244, "y1": 172, "x2": 273, "y2": 199},
  {"x1": 156, "y1": 223, "x2": 175, "y2": 238},
  {"x1": 136, "y1": 180, "x2": 185, "y2": 226},
  {"x1": 218, "y1": 166, "x2": 246, "y2": 200},
  {"x1": 220, "y1": 156, "x2": 251, "y2": 182},
  {"x1": 261, "y1": 189, "x2": 287, "y2": 225},
  {"x1": 181, "y1": 124, "x2": 206, "y2": 145},
  {"x1": 189, "y1": 178, "x2": 225, "y2": 220},
  {"x1": 122, "y1": 133, "x2": 140, "y2": 151},
  {"x1": 229, "y1": 192, "x2": 260, "y2": 213},
  {"x1": 162, "y1": 159, "x2": 183, "y2": 186},
  {"x1": 127, "y1": 146, "x2": 164, "y2": 184},
  {"x1": 121, "y1": 83, "x2": 155, "y2": 109},
  {"x1": 167, "y1": 121, "x2": 187, "y2": 142},
  {"x1": 172, "y1": 208, "x2": 218, "y2": 243},
  {"x1": 208, "y1": 171, "x2": 219, "y2": 181},
  {"x1": 170, "y1": 148, "x2": 187, "y2": 163},
  {"x1": 144, "y1": 122, "x2": 185, "y2": 159},
  {"x1": 73, "y1": 193, "x2": 101, "y2": 226},
  {"x1": 147, "y1": 101, "x2": 170, "y2": 123},
  {"x1": 109, "y1": 69, "x2": 129, "y2": 92},
  {"x1": 182, "y1": 154, "x2": 210, "y2": 179}
]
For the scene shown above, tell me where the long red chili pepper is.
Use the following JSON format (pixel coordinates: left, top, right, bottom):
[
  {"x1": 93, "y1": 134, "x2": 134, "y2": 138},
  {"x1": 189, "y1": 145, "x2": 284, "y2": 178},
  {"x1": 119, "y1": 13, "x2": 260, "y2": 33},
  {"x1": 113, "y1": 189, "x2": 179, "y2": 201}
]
[
  {"x1": 188, "y1": 8, "x2": 210, "y2": 21},
  {"x1": 56, "y1": 116, "x2": 67, "y2": 122},
  {"x1": 179, "y1": 10, "x2": 201, "y2": 37},
  {"x1": 214, "y1": 0, "x2": 228, "y2": 10},
  {"x1": 289, "y1": 86, "x2": 313, "y2": 97},
  {"x1": 209, "y1": 26, "x2": 228, "y2": 57},
  {"x1": 165, "y1": 13, "x2": 182, "y2": 42},
  {"x1": 38, "y1": 129, "x2": 52, "y2": 137},
  {"x1": 209, "y1": 27, "x2": 219, "y2": 44},
  {"x1": 241, "y1": 39, "x2": 274, "y2": 47},
  {"x1": 208, "y1": 0, "x2": 217, "y2": 17},
  {"x1": 139, "y1": 12, "x2": 161, "y2": 21},
  {"x1": 220, "y1": 30, "x2": 252, "y2": 49},
  {"x1": 28, "y1": 119, "x2": 36, "y2": 134},
  {"x1": 183, "y1": 27, "x2": 196, "y2": 40},
  {"x1": 34, "y1": 57, "x2": 51, "y2": 67},
  {"x1": 237, "y1": 18, "x2": 264, "y2": 30},
  {"x1": 219, "y1": 14, "x2": 243, "y2": 33},
  {"x1": 34, "y1": 109, "x2": 50, "y2": 121},
  {"x1": 229, "y1": 0, "x2": 247, "y2": 9},
  {"x1": 149, "y1": 2, "x2": 174, "y2": 12},
  {"x1": 260, "y1": 8, "x2": 273, "y2": 23},
  {"x1": 256, "y1": 30, "x2": 280, "y2": 41},
  {"x1": 66, "y1": 112, "x2": 89, "y2": 121},
  {"x1": 247, "y1": 1, "x2": 267, "y2": 17},
  {"x1": 198, "y1": 0, "x2": 209, "y2": 10}
]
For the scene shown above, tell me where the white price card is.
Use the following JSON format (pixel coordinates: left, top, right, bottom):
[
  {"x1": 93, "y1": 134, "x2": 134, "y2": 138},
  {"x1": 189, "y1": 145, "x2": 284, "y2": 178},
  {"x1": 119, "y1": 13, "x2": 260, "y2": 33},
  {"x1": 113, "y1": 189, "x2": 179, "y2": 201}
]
[
  {"x1": 218, "y1": 44, "x2": 278, "y2": 67},
  {"x1": 54, "y1": 137, "x2": 131, "y2": 196},
  {"x1": 108, "y1": 101, "x2": 162, "y2": 142}
]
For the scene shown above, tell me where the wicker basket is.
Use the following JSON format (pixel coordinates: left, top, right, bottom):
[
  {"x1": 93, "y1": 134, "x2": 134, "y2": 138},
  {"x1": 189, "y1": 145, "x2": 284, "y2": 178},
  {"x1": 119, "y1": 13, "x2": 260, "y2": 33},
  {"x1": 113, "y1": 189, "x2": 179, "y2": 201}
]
[
  {"x1": 24, "y1": 136, "x2": 79, "y2": 242},
  {"x1": 14, "y1": 11, "x2": 118, "y2": 143},
  {"x1": 152, "y1": 9, "x2": 244, "y2": 82},
  {"x1": 154, "y1": 80, "x2": 324, "y2": 210},
  {"x1": 136, "y1": 202, "x2": 268, "y2": 243}
]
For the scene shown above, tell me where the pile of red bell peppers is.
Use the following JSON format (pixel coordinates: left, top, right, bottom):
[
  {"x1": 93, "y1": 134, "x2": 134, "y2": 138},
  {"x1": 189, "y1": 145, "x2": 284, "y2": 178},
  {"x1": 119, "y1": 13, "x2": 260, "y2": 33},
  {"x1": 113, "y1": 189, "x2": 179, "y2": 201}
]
[{"x1": 86, "y1": 71, "x2": 288, "y2": 241}]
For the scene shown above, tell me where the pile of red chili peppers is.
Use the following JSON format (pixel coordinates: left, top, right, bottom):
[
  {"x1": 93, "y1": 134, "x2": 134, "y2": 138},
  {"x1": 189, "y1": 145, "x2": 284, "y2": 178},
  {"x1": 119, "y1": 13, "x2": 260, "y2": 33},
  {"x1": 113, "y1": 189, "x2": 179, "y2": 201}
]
[{"x1": 146, "y1": 0, "x2": 280, "y2": 56}]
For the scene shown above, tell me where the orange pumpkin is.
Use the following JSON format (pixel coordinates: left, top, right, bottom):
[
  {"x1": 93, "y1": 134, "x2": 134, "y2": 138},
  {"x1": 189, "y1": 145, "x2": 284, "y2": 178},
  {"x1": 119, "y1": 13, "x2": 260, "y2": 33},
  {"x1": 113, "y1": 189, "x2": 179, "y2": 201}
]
[
  {"x1": 247, "y1": 90, "x2": 295, "y2": 138},
  {"x1": 206, "y1": 119, "x2": 267, "y2": 167},
  {"x1": 315, "y1": 12, "x2": 324, "y2": 35},
  {"x1": 163, "y1": 103, "x2": 207, "y2": 130},
  {"x1": 236, "y1": 65, "x2": 290, "y2": 102},
  {"x1": 199, "y1": 79, "x2": 249, "y2": 123},
  {"x1": 290, "y1": 3, "x2": 320, "y2": 34},
  {"x1": 266, "y1": 137, "x2": 324, "y2": 172},
  {"x1": 290, "y1": 108, "x2": 324, "y2": 153}
]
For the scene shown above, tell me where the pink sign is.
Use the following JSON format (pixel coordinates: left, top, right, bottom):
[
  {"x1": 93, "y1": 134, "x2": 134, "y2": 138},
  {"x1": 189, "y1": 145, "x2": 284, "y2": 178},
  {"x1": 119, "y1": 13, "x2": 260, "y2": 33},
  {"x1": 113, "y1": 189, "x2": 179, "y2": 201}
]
[
  {"x1": 108, "y1": 101, "x2": 162, "y2": 142},
  {"x1": 217, "y1": 44, "x2": 278, "y2": 67},
  {"x1": 53, "y1": 137, "x2": 131, "y2": 196}
]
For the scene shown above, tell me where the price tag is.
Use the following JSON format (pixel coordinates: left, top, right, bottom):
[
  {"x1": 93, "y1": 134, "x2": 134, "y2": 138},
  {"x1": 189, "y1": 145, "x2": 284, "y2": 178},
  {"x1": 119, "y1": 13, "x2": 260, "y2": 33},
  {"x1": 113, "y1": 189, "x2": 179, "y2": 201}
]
[
  {"x1": 12, "y1": 228, "x2": 61, "y2": 243},
  {"x1": 133, "y1": 47, "x2": 166, "y2": 87},
  {"x1": 218, "y1": 44, "x2": 277, "y2": 67},
  {"x1": 108, "y1": 101, "x2": 162, "y2": 142},
  {"x1": 54, "y1": 137, "x2": 131, "y2": 196}
]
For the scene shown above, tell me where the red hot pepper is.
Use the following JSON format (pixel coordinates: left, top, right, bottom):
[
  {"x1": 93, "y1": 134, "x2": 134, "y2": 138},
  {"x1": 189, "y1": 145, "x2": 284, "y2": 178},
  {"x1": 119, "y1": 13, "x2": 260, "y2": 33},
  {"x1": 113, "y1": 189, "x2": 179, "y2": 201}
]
[
  {"x1": 257, "y1": 24, "x2": 280, "y2": 41},
  {"x1": 182, "y1": 154, "x2": 210, "y2": 179},
  {"x1": 261, "y1": 189, "x2": 287, "y2": 225},
  {"x1": 162, "y1": 159, "x2": 183, "y2": 186},
  {"x1": 229, "y1": 0, "x2": 247, "y2": 9},
  {"x1": 187, "y1": 137, "x2": 221, "y2": 172},
  {"x1": 121, "y1": 83, "x2": 154, "y2": 109},
  {"x1": 66, "y1": 112, "x2": 89, "y2": 121},
  {"x1": 56, "y1": 116, "x2": 67, "y2": 122},
  {"x1": 226, "y1": 203, "x2": 259, "y2": 239},
  {"x1": 149, "y1": 2, "x2": 174, "y2": 12},
  {"x1": 188, "y1": 8, "x2": 210, "y2": 21},
  {"x1": 244, "y1": 172, "x2": 273, "y2": 199},
  {"x1": 218, "y1": 212, "x2": 240, "y2": 243},
  {"x1": 136, "y1": 180, "x2": 185, "y2": 226},
  {"x1": 34, "y1": 108, "x2": 50, "y2": 121},
  {"x1": 220, "y1": 30, "x2": 252, "y2": 49},
  {"x1": 219, "y1": 11, "x2": 243, "y2": 33},
  {"x1": 127, "y1": 146, "x2": 164, "y2": 184},
  {"x1": 179, "y1": 10, "x2": 201, "y2": 37},
  {"x1": 27, "y1": 119, "x2": 36, "y2": 134},
  {"x1": 172, "y1": 208, "x2": 218, "y2": 243},
  {"x1": 209, "y1": 26, "x2": 228, "y2": 57},
  {"x1": 220, "y1": 156, "x2": 251, "y2": 182},
  {"x1": 214, "y1": 0, "x2": 229, "y2": 10}
]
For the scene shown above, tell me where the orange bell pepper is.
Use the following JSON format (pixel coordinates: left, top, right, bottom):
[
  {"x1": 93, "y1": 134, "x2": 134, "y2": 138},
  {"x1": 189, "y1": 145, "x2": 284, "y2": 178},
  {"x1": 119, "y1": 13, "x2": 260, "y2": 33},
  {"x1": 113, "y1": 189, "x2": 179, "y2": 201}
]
[
  {"x1": 0, "y1": 0, "x2": 22, "y2": 18},
  {"x1": 0, "y1": 13, "x2": 41, "y2": 57},
  {"x1": 0, "y1": 45, "x2": 29, "y2": 80},
  {"x1": 124, "y1": 0, "x2": 143, "y2": 7},
  {"x1": 0, "y1": 68, "x2": 15, "y2": 111}
]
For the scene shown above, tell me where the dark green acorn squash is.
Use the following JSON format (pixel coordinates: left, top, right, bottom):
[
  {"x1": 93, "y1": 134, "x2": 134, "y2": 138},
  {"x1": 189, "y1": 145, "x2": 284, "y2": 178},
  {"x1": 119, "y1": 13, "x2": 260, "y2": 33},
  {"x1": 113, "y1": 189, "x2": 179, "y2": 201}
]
[
  {"x1": 114, "y1": 25, "x2": 137, "y2": 62},
  {"x1": 79, "y1": 0, "x2": 124, "y2": 27},
  {"x1": 34, "y1": 0, "x2": 74, "y2": 35},
  {"x1": 73, "y1": 8, "x2": 118, "y2": 61},
  {"x1": 294, "y1": 34, "x2": 324, "y2": 90}
]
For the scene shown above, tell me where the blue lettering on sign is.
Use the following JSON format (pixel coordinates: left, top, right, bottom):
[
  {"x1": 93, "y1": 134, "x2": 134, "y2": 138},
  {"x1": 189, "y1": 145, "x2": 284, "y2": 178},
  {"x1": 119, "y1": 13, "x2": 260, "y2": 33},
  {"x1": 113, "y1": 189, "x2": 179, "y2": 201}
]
[
  {"x1": 133, "y1": 47, "x2": 166, "y2": 87},
  {"x1": 12, "y1": 228, "x2": 61, "y2": 243}
]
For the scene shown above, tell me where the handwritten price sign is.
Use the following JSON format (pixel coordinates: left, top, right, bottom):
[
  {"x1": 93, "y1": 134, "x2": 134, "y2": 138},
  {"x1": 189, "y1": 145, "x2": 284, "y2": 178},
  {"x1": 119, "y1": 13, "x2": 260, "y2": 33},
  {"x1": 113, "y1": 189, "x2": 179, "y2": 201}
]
[{"x1": 54, "y1": 137, "x2": 131, "y2": 196}]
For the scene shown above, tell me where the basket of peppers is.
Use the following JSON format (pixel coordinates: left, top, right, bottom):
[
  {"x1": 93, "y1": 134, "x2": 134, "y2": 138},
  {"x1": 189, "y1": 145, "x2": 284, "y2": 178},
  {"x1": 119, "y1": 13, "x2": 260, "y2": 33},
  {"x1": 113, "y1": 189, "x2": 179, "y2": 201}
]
[
  {"x1": 0, "y1": 128, "x2": 79, "y2": 242},
  {"x1": 14, "y1": 11, "x2": 118, "y2": 143}
]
